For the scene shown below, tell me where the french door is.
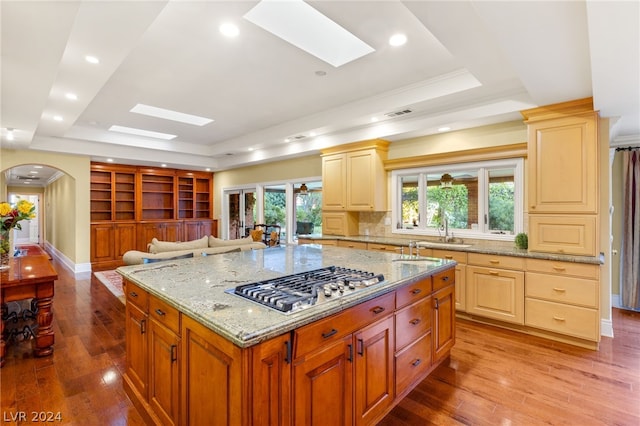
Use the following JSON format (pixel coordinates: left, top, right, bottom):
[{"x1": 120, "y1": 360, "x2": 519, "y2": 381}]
[{"x1": 224, "y1": 188, "x2": 257, "y2": 240}]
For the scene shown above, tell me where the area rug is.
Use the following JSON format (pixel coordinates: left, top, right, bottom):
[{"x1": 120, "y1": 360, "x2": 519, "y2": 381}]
[{"x1": 94, "y1": 270, "x2": 125, "y2": 304}]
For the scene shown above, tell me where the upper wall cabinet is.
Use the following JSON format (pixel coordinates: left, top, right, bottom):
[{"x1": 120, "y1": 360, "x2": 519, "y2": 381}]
[
  {"x1": 321, "y1": 139, "x2": 389, "y2": 212},
  {"x1": 526, "y1": 111, "x2": 598, "y2": 214}
]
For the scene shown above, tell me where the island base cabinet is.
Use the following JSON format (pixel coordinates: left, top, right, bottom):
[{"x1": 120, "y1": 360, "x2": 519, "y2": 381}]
[
  {"x1": 293, "y1": 336, "x2": 353, "y2": 426},
  {"x1": 180, "y1": 316, "x2": 244, "y2": 426},
  {"x1": 148, "y1": 320, "x2": 180, "y2": 426},
  {"x1": 432, "y1": 284, "x2": 455, "y2": 364},
  {"x1": 250, "y1": 333, "x2": 292, "y2": 426},
  {"x1": 125, "y1": 303, "x2": 148, "y2": 400}
]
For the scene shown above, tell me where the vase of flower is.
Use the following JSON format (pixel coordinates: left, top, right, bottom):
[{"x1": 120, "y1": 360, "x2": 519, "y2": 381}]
[{"x1": 0, "y1": 199, "x2": 36, "y2": 269}]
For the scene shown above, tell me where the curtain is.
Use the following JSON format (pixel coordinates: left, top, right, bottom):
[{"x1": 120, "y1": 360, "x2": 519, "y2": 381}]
[{"x1": 621, "y1": 150, "x2": 640, "y2": 310}]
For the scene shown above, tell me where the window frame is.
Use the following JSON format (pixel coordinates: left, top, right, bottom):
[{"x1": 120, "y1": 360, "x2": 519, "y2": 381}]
[{"x1": 390, "y1": 158, "x2": 523, "y2": 241}]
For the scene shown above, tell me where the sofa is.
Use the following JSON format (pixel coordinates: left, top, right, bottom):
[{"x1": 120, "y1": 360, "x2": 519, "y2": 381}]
[{"x1": 122, "y1": 235, "x2": 267, "y2": 265}]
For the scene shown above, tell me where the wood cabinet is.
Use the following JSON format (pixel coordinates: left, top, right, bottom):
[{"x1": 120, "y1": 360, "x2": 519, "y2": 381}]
[
  {"x1": 322, "y1": 211, "x2": 359, "y2": 236},
  {"x1": 297, "y1": 238, "x2": 338, "y2": 246},
  {"x1": 525, "y1": 258, "x2": 600, "y2": 342},
  {"x1": 338, "y1": 240, "x2": 368, "y2": 250},
  {"x1": 367, "y1": 243, "x2": 401, "y2": 254},
  {"x1": 432, "y1": 249, "x2": 467, "y2": 312},
  {"x1": 521, "y1": 99, "x2": 599, "y2": 256},
  {"x1": 466, "y1": 253, "x2": 525, "y2": 325},
  {"x1": 90, "y1": 163, "x2": 214, "y2": 269},
  {"x1": 124, "y1": 266, "x2": 456, "y2": 426},
  {"x1": 321, "y1": 139, "x2": 389, "y2": 212}
]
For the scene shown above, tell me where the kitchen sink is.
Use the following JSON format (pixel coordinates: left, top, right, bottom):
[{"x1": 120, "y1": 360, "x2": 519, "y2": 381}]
[{"x1": 416, "y1": 241, "x2": 472, "y2": 249}]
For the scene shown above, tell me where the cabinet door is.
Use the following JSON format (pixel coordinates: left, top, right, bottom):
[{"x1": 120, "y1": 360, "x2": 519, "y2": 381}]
[
  {"x1": 293, "y1": 336, "x2": 353, "y2": 426},
  {"x1": 125, "y1": 303, "x2": 148, "y2": 399},
  {"x1": 432, "y1": 284, "x2": 455, "y2": 364},
  {"x1": 528, "y1": 113, "x2": 598, "y2": 213},
  {"x1": 181, "y1": 316, "x2": 243, "y2": 426},
  {"x1": 322, "y1": 212, "x2": 358, "y2": 236},
  {"x1": 149, "y1": 320, "x2": 180, "y2": 426},
  {"x1": 529, "y1": 214, "x2": 597, "y2": 256},
  {"x1": 322, "y1": 153, "x2": 346, "y2": 210},
  {"x1": 466, "y1": 266, "x2": 525, "y2": 324},
  {"x1": 346, "y1": 150, "x2": 374, "y2": 210},
  {"x1": 182, "y1": 221, "x2": 201, "y2": 242},
  {"x1": 91, "y1": 223, "x2": 115, "y2": 262},
  {"x1": 251, "y1": 333, "x2": 292, "y2": 426},
  {"x1": 114, "y1": 222, "x2": 137, "y2": 258},
  {"x1": 137, "y1": 223, "x2": 164, "y2": 251},
  {"x1": 354, "y1": 316, "x2": 394, "y2": 426},
  {"x1": 164, "y1": 221, "x2": 183, "y2": 242}
]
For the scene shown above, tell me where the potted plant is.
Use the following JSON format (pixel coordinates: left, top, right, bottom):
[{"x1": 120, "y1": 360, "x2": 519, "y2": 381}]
[{"x1": 515, "y1": 232, "x2": 528, "y2": 250}]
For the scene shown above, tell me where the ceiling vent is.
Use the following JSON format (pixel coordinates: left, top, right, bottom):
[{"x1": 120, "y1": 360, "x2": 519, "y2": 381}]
[
  {"x1": 384, "y1": 109, "x2": 413, "y2": 118},
  {"x1": 16, "y1": 175, "x2": 40, "y2": 180}
]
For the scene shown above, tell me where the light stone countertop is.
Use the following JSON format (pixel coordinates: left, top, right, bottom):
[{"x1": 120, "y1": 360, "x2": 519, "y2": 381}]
[
  {"x1": 116, "y1": 244, "x2": 455, "y2": 348},
  {"x1": 299, "y1": 235, "x2": 604, "y2": 265}
]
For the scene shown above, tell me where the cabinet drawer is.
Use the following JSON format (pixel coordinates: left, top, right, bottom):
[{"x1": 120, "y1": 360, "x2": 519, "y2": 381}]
[
  {"x1": 294, "y1": 292, "x2": 395, "y2": 359},
  {"x1": 431, "y1": 249, "x2": 467, "y2": 264},
  {"x1": 525, "y1": 298, "x2": 599, "y2": 341},
  {"x1": 395, "y1": 332, "x2": 432, "y2": 396},
  {"x1": 525, "y1": 258, "x2": 598, "y2": 279},
  {"x1": 433, "y1": 267, "x2": 455, "y2": 292},
  {"x1": 526, "y1": 272, "x2": 598, "y2": 308},
  {"x1": 149, "y1": 296, "x2": 181, "y2": 335},
  {"x1": 396, "y1": 277, "x2": 432, "y2": 309},
  {"x1": 124, "y1": 280, "x2": 149, "y2": 312},
  {"x1": 468, "y1": 253, "x2": 524, "y2": 270},
  {"x1": 337, "y1": 240, "x2": 368, "y2": 250},
  {"x1": 395, "y1": 297, "x2": 431, "y2": 351},
  {"x1": 368, "y1": 243, "x2": 401, "y2": 253}
]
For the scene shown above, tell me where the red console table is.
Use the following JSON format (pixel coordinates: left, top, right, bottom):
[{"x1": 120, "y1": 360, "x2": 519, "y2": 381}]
[{"x1": 1, "y1": 255, "x2": 58, "y2": 367}]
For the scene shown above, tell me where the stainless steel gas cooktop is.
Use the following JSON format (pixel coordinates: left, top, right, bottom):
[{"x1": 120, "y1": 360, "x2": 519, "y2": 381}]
[{"x1": 226, "y1": 266, "x2": 384, "y2": 314}]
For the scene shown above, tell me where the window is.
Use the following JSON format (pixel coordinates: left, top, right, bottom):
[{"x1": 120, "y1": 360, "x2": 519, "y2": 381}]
[{"x1": 391, "y1": 159, "x2": 523, "y2": 240}]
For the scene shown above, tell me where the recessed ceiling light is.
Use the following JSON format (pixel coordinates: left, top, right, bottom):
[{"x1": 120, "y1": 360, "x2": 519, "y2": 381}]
[
  {"x1": 108, "y1": 125, "x2": 177, "y2": 140},
  {"x1": 29, "y1": 171, "x2": 38, "y2": 174},
  {"x1": 309, "y1": 132, "x2": 316, "y2": 137},
  {"x1": 389, "y1": 33, "x2": 407, "y2": 47},
  {"x1": 205, "y1": 168, "x2": 211, "y2": 172},
  {"x1": 244, "y1": 0, "x2": 374, "y2": 67},
  {"x1": 53, "y1": 115, "x2": 63, "y2": 122},
  {"x1": 106, "y1": 158, "x2": 114, "y2": 162},
  {"x1": 34, "y1": 165, "x2": 43, "y2": 169},
  {"x1": 130, "y1": 104, "x2": 213, "y2": 126},
  {"x1": 438, "y1": 126, "x2": 451, "y2": 132},
  {"x1": 6, "y1": 128, "x2": 14, "y2": 140},
  {"x1": 85, "y1": 55, "x2": 100, "y2": 64},
  {"x1": 65, "y1": 93, "x2": 78, "y2": 101},
  {"x1": 219, "y1": 22, "x2": 239, "y2": 37},
  {"x1": 161, "y1": 164, "x2": 167, "y2": 168},
  {"x1": 370, "y1": 117, "x2": 378, "y2": 123},
  {"x1": 248, "y1": 147, "x2": 254, "y2": 151},
  {"x1": 284, "y1": 138, "x2": 291, "y2": 143}
]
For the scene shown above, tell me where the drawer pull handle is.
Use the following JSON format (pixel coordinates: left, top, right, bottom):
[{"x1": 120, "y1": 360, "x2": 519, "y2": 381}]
[
  {"x1": 155, "y1": 309, "x2": 166, "y2": 316},
  {"x1": 322, "y1": 328, "x2": 338, "y2": 339},
  {"x1": 129, "y1": 291, "x2": 138, "y2": 298},
  {"x1": 434, "y1": 298, "x2": 439, "y2": 310},
  {"x1": 410, "y1": 318, "x2": 421, "y2": 326},
  {"x1": 441, "y1": 276, "x2": 449, "y2": 282},
  {"x1": 412, "y1": 358, "x2": 421, "y2": 367},
  {"x1": 489, "y1": 259, "x2": 500, "y2": 264},
  {"x1": 553, "y1": 316, "x2": 566, "y2": 322},
  {"x1": 171, "y1": 345, "x2": 178, "y2": 363},
  {"x1": 141, "y1": 319, "x2": 146, "y2": 334},
  {"x1": 410, "y1": 288, "x2": 422, "y2": 295},
  {"x1": 284, "y1": 340, "x2": 292, "y2": 364},
  {"x1": 371, "y1": 306, "x2": 386, "y2": 314},
  {"x1": 489, "y1": 271, "x2": 499, "y2": 276},
  {"x1": 552, "y1": 287, "x2": 566, "y2": 293},
  {"x1": 552, "y1": 266, "x2": 567, "y2": 271},
  {"x1": 357, "y1": 338, "x2": 364, "y2": 356},
  {"x1": 445, "y1": 256, "x2": 453, "y2": 259},
  {"x1": 347, "y1": 344, "x2": 353, "y2": 362}
]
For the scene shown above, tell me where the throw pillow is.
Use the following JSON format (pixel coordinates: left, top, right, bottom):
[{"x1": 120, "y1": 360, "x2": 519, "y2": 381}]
[{"x1": 250, "y1": 229, "x2": 264, "y2": 242}]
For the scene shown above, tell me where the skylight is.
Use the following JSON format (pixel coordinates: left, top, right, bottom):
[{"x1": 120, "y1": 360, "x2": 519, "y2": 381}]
[
  {"x1": 108, "y1": 125, "x2": 176, "y2": 140},
  {"x1": 130, "y1": 104, "x2": 214, "y2": 126},
  {"x1": 243, "y1": 0, "x2": 374, "y2": 67}
]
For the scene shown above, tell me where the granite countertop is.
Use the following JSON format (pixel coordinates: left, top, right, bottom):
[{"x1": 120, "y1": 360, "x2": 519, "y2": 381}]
[
  {"x1": 298, "y1": 235, "x2": 604, "y2": 265},
  {"x1": 116, "y1": 245, "x2": 455, "y2": 348}
]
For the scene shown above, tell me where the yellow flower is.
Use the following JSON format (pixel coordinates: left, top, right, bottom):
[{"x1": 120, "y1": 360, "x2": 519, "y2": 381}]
[
  {"x1": 17, "y1": 199, "x2": 34, "y2": 214},
  {"x1": 0, "y1": 202, "x2": 11, "y2": 216}
]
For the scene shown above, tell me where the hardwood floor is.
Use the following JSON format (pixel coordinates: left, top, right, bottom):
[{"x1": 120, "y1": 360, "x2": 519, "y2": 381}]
[{"x1": 1, "y1": 256, "x2": 639, "y2": 425}]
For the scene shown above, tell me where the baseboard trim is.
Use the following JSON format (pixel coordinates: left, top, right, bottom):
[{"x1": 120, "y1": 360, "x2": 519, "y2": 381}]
[{"x1": 44, "y1": 241, "x2": 92, "y2": 279}]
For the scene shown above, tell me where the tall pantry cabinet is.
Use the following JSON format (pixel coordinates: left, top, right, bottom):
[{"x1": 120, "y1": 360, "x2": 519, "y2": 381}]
[
  {"x1": 521, "y1": 98, "x2": 599, "y2": 256},
  {"x1": 90, "y1": 163, "x2": 215, "y2": 270}
]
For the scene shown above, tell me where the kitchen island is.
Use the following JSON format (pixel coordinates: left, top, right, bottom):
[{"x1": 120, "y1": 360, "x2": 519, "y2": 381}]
[{"x1": 117, "y1": 244, "x2": 456, "y2": 426}]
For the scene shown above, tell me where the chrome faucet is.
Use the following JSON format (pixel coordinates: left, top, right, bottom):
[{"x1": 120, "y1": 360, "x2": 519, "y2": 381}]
[{"x1": 440, "y1": 215, "x2": 453, "y2": 243}]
